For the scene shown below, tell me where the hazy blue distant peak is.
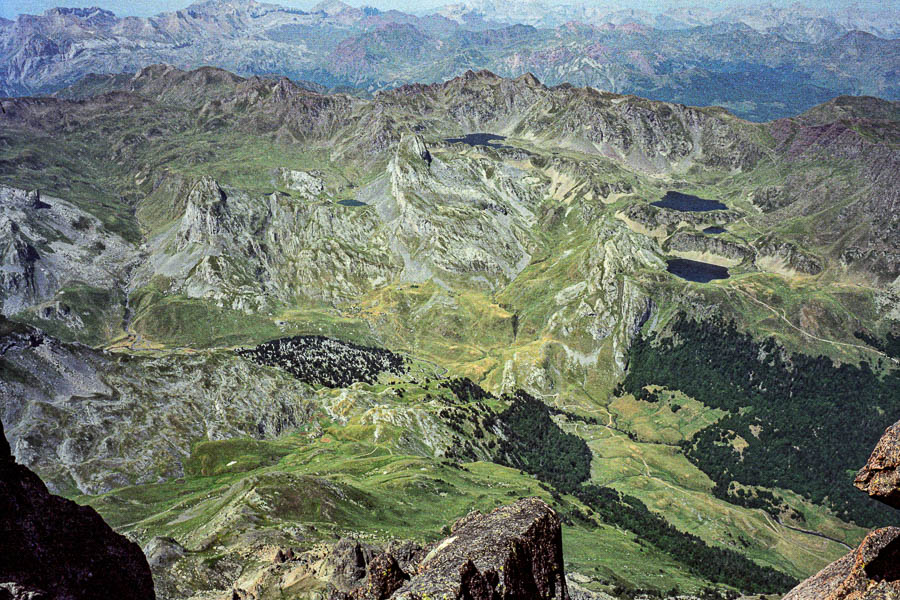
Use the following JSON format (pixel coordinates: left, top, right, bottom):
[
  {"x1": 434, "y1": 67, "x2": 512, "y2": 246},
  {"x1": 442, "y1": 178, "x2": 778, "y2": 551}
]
[{"x1": 2, "y1": 0, "x2": 899, "y2": 20}]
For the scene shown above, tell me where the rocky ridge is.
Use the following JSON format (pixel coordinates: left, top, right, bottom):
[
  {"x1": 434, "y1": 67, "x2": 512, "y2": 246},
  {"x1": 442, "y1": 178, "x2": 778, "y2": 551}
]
[{"x1": 136, "y1": 173, "x2": 399, "y2": 309}]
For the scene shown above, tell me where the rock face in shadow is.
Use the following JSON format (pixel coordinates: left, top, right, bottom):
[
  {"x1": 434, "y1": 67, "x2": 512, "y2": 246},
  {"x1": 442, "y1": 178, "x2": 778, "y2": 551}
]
[
  {"x1": 331, "y1": 553, "x2": 410, "y2": 600},
  {"x1": 855, "y1": 421, "x2": 900, "y2": 510},
  {"x1": 783, "y1": 420, "x2": 900, "y2": 600},
  {"x1": 327, "y1": 538, "x2": 379, "y2": 593},
  {"x1": 0, "y1": 419, "x2": 156, "y2": 600}
]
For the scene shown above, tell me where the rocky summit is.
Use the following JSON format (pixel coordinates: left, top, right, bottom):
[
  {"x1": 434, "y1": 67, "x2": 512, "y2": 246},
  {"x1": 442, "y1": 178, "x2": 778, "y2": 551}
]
[
  {"x1": 0, "y1": 419, "x2": 156, "y2": 600},
  {"x1": 326, "y1": 498, "x2": 568, "y2": 600}
]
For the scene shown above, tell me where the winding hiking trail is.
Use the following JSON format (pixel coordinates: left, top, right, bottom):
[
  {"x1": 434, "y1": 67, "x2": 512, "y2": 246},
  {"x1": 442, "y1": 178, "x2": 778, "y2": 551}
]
[
  {"x1": 730, "y1": 286, "x2": 899, "y2": 364},
  {"x1": 772, "y1": 515, "x2": 853, "y2": 550}
]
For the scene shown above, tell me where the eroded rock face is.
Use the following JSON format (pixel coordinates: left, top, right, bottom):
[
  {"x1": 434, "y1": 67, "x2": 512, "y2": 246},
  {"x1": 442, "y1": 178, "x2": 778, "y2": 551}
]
[
  {"x1": 855, "y1": 421, "x2": 900, "y2": 510},
  {"x1": 756, "y1": 238, "x2": 823, "y2": 276},
  {"x1": 0, "y1": 419, "x2": 156, "y2": 600},
  {"x1": 0, "y1": 186, "x2": 137, "y2": 318},
  {"x1": 665, "y1": 231, "x2": 753, "y2": 263},
  {"x1": 782, "y1": 527, "x2": 900, "y2": 600},
  {"x1": 392, "y1": 497, "x2": 569, "y2": 600},
  {"x1": 327, "y1": 539, "x2": 379, "y2": 593}
]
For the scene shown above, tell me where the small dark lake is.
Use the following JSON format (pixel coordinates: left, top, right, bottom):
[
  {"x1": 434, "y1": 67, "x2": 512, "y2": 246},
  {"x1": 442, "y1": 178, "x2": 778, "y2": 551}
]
[
  {"x1": 337, "y1": 199, "x2": 366, "y2": 207},
  {"x1": 667, "y1": 258, "x2": 730, "y2": 283},
  {"x1": 703, "y1": 226, "x2": 727, "y2": 235},
  {"x1": 445, "y1": 133, "x2": 510, "y2": 149},
  {"x1": 652, "y1": 191, "x2": 727, "y2": 212}
]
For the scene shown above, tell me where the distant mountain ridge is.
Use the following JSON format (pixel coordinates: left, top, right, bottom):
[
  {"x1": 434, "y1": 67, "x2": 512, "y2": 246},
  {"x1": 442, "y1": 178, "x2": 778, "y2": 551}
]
[
  {"x1": 1, "y1": 0, "x2": 898, "y2": 120},
  {"x1": 446, "y1": 1, "x2": 900, "y2": 41}
]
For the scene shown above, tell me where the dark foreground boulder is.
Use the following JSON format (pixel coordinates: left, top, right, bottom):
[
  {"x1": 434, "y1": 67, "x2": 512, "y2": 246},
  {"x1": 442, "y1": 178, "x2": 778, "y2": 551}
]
[
  {"x1": 331, "y1": 553, "x2": 410, "y2": 600},
  {"x1": 784, "y1": 420, "x2": 900, "y2": 600},
  {"x1": 0, "y1": 419, "x2": 155, "y2": 600}
]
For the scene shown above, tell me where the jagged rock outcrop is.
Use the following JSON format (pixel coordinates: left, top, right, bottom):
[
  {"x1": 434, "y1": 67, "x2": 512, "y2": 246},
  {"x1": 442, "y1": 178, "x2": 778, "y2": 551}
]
[
  {"x1": 784, "y1": 420, "x2": 900, "y2": 599},
  {"x1": 331, "y1": 553, "x2": 410, "y2": 600},
  {"x1": 144, "y1": 537, "x2": 187, "y2": 571},
  {"x1": 783, "y1": 527, "x2": 900, "y2": 600},
  {"x1": 215, "y1": 499, "x2": 566, "y2": 600},
  {"x1": 403, "y1": 134, "x2": 432, "y2": 166},
  {"x1": 381, "y1": 132, "x2": 537, "y2": 287},
  {"x1": 391, "y1": 497, "x2": 569, "y2": 600},
  {"x1": 0, "y1": 419, "x2": 156, "y2": 599},
  {"x1": 622, "y1": 202, "x2": 736, "y2": 233},
  {"x1": 0, "y1": 186, "x2": 136, "y2": 320},
  {"x1": 175, "y1": 176, "x2": 229, "y2": 249},
  {"x1": 274, "y1": 168, "x2": 326, "y2": 198},
  {"x1": 136, "y1": 173, "x2": 400, "y2": 309},
  {"x1": 0, "y1": 215, "x2": 46, "y2": 314},
  {"x1": 665, "y1": 231, "x2": 753, "y2": 263},
  {"x1": 751, "y1": 185, "x2": 792, "y2": 212},
  {"x1": 756, "y1": 238, "x2": 823, "y2": 275},
  {"x1": 325, "y1": 498, "x2": 569, "y2": 600},
  {"x1": 327, "y1": 539, "x2": 379, "y2": 593},
  {"x1": 855, "y1": 421, "x2": 900, "y2": 510}
]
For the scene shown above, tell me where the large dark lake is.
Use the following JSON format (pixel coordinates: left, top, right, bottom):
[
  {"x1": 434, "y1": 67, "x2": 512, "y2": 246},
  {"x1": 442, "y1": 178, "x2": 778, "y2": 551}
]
[
  {"x1": 445, "y1": 133, "x2": 509, "y2": 149},
  {"x1": 652, "y1": 191, "x2": 727, "y2": 212},
  {"x1": 703, "y1": 226, "x2": 727, "y2": 235},
  {"x1": 667, "y1": 258, "x2": 730, "y2": 283},
  {"x1": 337, "y1": 199, "x2": 366, "y2": 207}
]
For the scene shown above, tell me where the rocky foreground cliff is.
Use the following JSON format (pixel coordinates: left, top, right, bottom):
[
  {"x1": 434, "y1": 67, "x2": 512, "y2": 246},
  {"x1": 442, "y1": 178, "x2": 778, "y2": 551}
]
[
  {"x1": 784, "y1": 421, "x2": 900, "y2": 600},
  {"x1": 0, "y1": 419, "x2": 155, "y2": 599}
]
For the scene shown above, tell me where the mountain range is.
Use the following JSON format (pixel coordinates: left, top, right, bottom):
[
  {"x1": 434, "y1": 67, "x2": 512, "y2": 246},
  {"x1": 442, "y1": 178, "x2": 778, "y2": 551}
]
[
  {"x1": 2, "y1": 0, "x2": 900, "y2": 597},
  {"x1": 1, "y1": 0, "x2": 899, "y2": 120},
  {"x1": 1, "y1": 58, "x2": 899, "y2": 598},
  {"x1": 445, "y1": 1, "x2": 900, "y2": 40}
]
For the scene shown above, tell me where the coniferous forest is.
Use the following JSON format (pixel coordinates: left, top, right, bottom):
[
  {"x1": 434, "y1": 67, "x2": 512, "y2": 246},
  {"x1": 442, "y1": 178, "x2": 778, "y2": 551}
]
[
  {"x1": 494, "y1": 389, "x2": 798, "y2": 593},
  {"x1": 621, "y1": 316, "x2": 900, "y2": 528}
]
